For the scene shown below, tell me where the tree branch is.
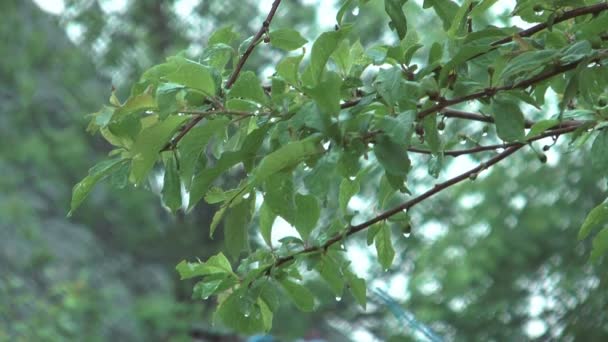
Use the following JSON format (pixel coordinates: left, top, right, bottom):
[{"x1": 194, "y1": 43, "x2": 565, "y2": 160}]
[
  {"x1": 408, "y1": 120, "x2": 589, "y2": 156},
  {"x1": 269, "y1": 121, "x2": 587, "y2": 271},
  {"x1": 418, "y1": 51, "x2": 608, "y2": 120},
  {"x1": 462, "y1": 3, "x2": 608, "y2": 63},
  {"x1": 162, "y1": 0, "x2": 283, "y2": 152},
  {"x1": 441, "y1": 108, "x2": 535, "y2": 128},
  {"x1": 225, "y1": 0, "x2": 283, "y2": 89},
  {"x1": 492, "y1": 3, "x2": 608, "y2": 47}
]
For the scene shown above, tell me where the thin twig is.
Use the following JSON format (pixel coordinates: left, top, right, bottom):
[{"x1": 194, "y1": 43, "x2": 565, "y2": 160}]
[
  {"x1": 493, "y1": 3, "x2": 608, "y2": 47},
  {"x1": 179, "y1": 109, "x2": 255, "y2": 117},
  {"x1": 441, "y1": 108, "x2": 534, "y2": 128},
  {"x1": 407, "y1": 120, "x2": 589, "y2": 156},
  {"x1": 418, "y1": 51, "x2": 608, "y2": 120},
  {"x1": 462, "y1": 3, "x2": 608, "y2": 63}
]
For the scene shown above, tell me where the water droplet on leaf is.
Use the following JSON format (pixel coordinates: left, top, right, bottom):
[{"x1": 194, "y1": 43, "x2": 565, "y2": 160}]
[
  {"x1": 335, "y1": 296, "x2": 342, "y2": 302},
  {"x1": 352, "y1": 7, "x2": 359, "y2": 16}
]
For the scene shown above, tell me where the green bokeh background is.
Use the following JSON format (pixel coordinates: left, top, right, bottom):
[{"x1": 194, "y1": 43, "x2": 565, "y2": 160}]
[{"x1": 1, "y1": 0, "x2": 606, "y2": 341}]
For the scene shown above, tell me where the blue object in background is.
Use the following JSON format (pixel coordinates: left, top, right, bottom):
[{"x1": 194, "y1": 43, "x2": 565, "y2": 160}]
[{"x1": 373, "y1": 288, "x2": 443, "y2": 342}]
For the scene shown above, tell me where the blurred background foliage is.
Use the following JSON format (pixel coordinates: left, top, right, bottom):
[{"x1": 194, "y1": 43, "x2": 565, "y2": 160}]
[{"x1": 0, "y1": 0, "x2": 606, "y2": 341}]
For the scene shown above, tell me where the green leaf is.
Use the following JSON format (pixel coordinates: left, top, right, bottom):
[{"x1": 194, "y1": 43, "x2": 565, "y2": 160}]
[
  {"x1": 113, "y1": 93, "x2": 156, "y2": 120},
  {"x1": 492, "y1": 99, "x2": 525, "y2": 142},
  {"x1": 294, "y1": 194, "x2": 320, "y2": 240},
  {"x1": 447, "y1": 0, "x2": 471, "y2": 38},
  {"x1": 204, "y1": 187, "x2": 243, "y2": 204},
  {"x1": 175, "y1": 252, "x2": 233, "y2": 279},
  {"x1": 559, "y1": 40, "x2": 592, "y2": 64},
  {"x1": 427, "y1": 42, "x2": 443, "y2": 64},
  {"x1": 178, "y1": 118, "x2": 230, "y2": 188},
  {"x1": 87, "y1": 105, "x2": 115, "y2": 131},
  {"x1": 223, "y1": 195, "x2": 254, "y2": 258},
  {"x1": 215, "y1": 291, "x2": 268, "y2": 334},
  {"x1": 346, "y1": 271, "x2": 367, "y2": 309},
  {"x1": 439, "y1": 45, "x2": 492, "y2": 86},
  {"x1": 367, "y1": 222, "x2": 383, "y2": 246},
  {"x1": 228, "y1": 71, "x2": 268, "y2": 105},
  {"x1": 277, "y1": 54, "x2": 304, "y2": 86},
  {"x1": 526, "y1": 119, "x2": 559, "y2": 138},
  {"x1": 336, "y1": 0, "x2": 354, "y2": 25},
  {"x1": 130, "y1": 115, "x2": 189, "y2": 184},
  {"x1": 378, "y1": 111, "x2": 415, "y2": 146},
  {"x1": 279, "y1": 279, "x2": 315, "y2": 312},
  {"x1": 105, "y1": 115, "x2": 141, "y2": 148},
  {"x1": 375, "y1": 223, "x2": 395, "y2": 270},
  {"x1": 69, "y1": 158, "x2": 126, "y2": 215},
  {"x1": 499, "y1": 50, "x2": 557, "y2": 83},
  {"x1": 337, "y1": 144, "x2": 363, "y2": 178},
  {"x1": 423, "y1": 113, "x2": 441, "y2": 154},
  {"x1": 269, "y1": 28, "x2": 308, "y2": 51},
  {"x1": 201, "y1": 43, "x2": 234, "y2": 70},
  {"x1": 374, "y1": 135, "x2": 411, "y2": 177},
  {"x1": 252, "y1": 135, "x2": 323, "y2": 183},
  {"x1": 316, "y1": 254, "x2": 345, "y2": 297},
  {"x1": 305, "y1": 71, "x2": 342, "y2": 116},
  {"x1": 591, "y1": 130, "x2": 608, "y2": 171},
  {"x1": 210, "y1": 205, "x2": 229, "y2": 238},
  {"x1": 162, "y1": 153, "x2": 182, "y2": 213},
  {"x1": 192, "y1": 274, "x2": 237, "y2": 300},
  {"x1": 264, "y1": 172, "x2": 296, "y2": 225},
  {"x1": 579, "y1": 200, "x2": 608, "y2": 240},
  {"x1": 423, "y1": 0, "x2": 460, "y2": 30},
  {"x1": 470, "y1": 0, "x2": 498, "y2": 17},
  {"x1": 339, "y1": 178, "x2": 360, "y2": 216},
  {"x1": 374, "y1": 66, "x2": 404, "y2": 108},
  {"x1": 208, "y1": 25, "x2": 239, "y2": 45},
  {"x1": 188, "y1": 127, "x2": 267, "y2": 209},
  {"x1": 591, "y1": 228, "x2": 608, "y2": 262},
  {"x1": 259, "y1": 202, "x2": 276, "y2": 247},
  {"x1": 156, "y1": 83, "x2": 184, "y2": 119},
  {"x1": 384, "y1": 0, "x2": 408, "y2": 40},
  {"x1": 149, "y1": 57, "x2": 217, "y2": 96},
  {"x1": 305, "y1": 26, "x2": 351, "y2": 86},
  {"x1": 331, "y1": 39, "x2": 352, "y2": 75}
]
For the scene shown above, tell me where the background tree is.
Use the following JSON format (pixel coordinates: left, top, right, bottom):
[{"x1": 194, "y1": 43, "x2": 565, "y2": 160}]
[{"x1": 3, "y1": 0, "x2": 608, "y2": 341}]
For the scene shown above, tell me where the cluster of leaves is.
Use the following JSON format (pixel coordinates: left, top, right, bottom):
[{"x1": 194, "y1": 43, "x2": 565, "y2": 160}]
[{"x1": 71, "y1": 0, "x2": 608, "y2": 334}]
